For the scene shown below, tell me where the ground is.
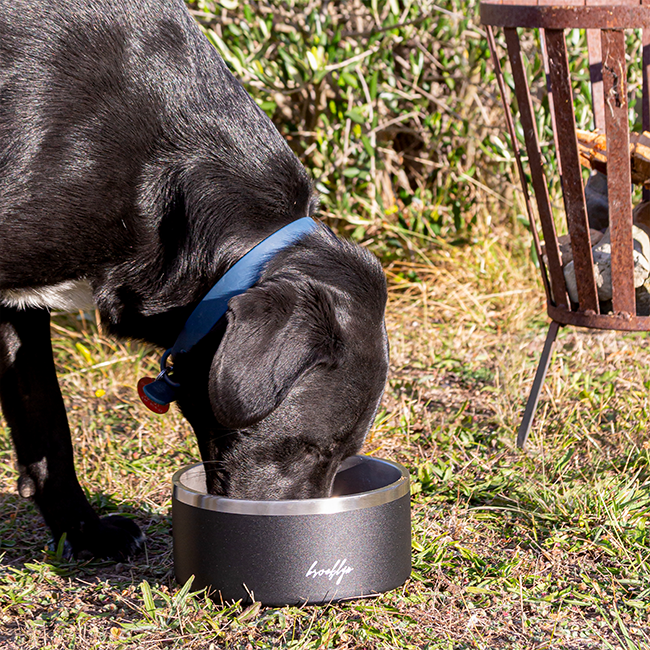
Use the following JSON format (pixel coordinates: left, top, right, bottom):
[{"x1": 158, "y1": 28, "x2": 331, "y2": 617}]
[{"x1": 1, "y1": 230, "x2": 650, "y2": 649}]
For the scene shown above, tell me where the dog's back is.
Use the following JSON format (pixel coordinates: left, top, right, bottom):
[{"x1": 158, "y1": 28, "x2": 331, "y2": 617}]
[{"x1": 0, "y1": 0, "x2": 313, "y2": 321}]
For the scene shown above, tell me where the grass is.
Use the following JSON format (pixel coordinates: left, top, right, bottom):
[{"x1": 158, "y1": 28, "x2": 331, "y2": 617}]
[
  {"x1": 2, "y1": 225, "x2": 650, "y2": 649},
  {"x1": 4, "y1": 1, "x2": 650, "y2": 647}
]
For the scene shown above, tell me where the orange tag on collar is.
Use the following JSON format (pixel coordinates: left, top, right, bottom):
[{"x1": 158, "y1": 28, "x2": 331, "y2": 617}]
[{"x1": 137, "y1": 377, "x2": 170, "y2": 414}]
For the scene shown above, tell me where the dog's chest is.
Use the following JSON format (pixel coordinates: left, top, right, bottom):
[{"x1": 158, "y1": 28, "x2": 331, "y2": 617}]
[{"x1": 1, "y1": 280, "x2": 96, "y2": 312}]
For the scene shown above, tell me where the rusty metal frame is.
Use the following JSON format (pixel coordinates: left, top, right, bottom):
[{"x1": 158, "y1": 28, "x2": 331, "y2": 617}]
[
  {"x1": 481, "y1": 4, "x2": 650, "y2": 30},
  {"x1": 503, "y1": 28, "x2": 568, "y2": 308},
  {"x1": 641, "y1": 27, "x2": 650, "y2": 201},
  {"x1": 546, "y1": 29, "x2": 600, "y2": 313},
  {"x1": 602, "y1": 29, "x2": 635, "y2": 315},
  {"x1": 482, "y1": 1, "x2": 650, "y2": 446}
]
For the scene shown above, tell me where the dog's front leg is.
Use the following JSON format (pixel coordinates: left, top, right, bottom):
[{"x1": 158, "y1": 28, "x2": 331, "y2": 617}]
[{"x1": 0, "y1": 307, "x2": 143, "y2": 559}]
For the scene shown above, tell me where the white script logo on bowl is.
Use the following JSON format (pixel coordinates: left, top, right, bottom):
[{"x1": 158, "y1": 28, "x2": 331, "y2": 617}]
[{"x1": 305, "y1": 559, "x2": 354, "y2": 585}]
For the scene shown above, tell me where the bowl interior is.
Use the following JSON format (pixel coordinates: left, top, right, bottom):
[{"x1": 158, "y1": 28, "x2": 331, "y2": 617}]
[
  {"x1": 331, "y1": 456, "x2": 403, "y2": 496},
  {"x1": 178, "y1": 455, "x2": 403, "y2": 499}
]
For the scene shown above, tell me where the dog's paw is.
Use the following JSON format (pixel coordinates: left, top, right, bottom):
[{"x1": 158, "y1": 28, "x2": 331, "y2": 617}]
[
  {"x1": 72, "y1": 515, "x2": 145, "y2": 561},
  {"x1": 46, "y1": 536, "x2": 74, "y2": 560}
]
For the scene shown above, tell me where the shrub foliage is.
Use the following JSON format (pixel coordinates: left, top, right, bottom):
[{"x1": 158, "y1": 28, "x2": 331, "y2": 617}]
[{"x1": 188, "y1": 0, "x2": 512, "y2": 257}]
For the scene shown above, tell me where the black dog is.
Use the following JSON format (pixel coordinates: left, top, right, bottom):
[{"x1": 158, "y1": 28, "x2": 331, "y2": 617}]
[{"x1": 0, "y1": 0, "x2": 389, "y2": 559}]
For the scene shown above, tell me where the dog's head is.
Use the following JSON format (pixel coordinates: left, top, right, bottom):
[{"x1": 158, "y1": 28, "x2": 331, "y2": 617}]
[{"x1": 175, "y1": 226, "x2": 388, "y2": 500}]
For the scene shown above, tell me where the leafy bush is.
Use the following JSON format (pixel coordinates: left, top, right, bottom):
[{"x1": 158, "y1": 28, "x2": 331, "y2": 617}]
[{"x1": 187, "y1": 0, "x2": 514, "y2": 258}]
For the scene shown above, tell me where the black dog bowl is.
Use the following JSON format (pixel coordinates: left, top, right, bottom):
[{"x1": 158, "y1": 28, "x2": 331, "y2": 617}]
[{"x1": 172, "y1": 455, "x2": 411, "y2": 606}]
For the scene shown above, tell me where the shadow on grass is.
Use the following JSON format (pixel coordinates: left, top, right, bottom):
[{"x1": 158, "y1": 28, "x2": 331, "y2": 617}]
[{"x1": 0, "y1": 489, "x2": 175, "y2": 587}]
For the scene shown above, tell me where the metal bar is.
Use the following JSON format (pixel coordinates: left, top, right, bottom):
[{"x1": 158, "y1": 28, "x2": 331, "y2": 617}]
[
  {"x1": 641, "y1": 27, "x2": 650, "y2": 201},
  {"x1": 486, "y1": 25, "x2": 553, "y2": 305},
  {"x1": 541, "y1": 30, "x2": 563, "y2": 180},
  {"x1": 587, "y1": 28, "x2": 606, "y2": 131},
  {"x1": 601, "y1": 29, "x2": 635, "y2": 315},
  {"x1": 545, "y1": 28, "x2": 600, "y2": 312},
  {"x1": 517, "y1": 320, "x2": 561, "y2": 449},
  {"x1": 641, "y1": 27, "x2": 650, "y2": 131},
  {"x1": 504, "y1": 28, "x2": 569, "y2": 309},
  {"x1": 480, "y1": 5, "x2": 650, "y2": 31},
  {"x1": 547, "y1": 303, "x2": 650, "y2": 329}
]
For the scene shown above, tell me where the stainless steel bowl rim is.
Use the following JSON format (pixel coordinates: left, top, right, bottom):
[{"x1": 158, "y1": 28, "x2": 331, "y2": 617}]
[{"x1": 172, "y1": 456, "x2": 410, "y2": 515}]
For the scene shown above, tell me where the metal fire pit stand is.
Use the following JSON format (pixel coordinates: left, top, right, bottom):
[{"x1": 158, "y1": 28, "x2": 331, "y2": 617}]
[{"x1": 480, "y1": 1, "x2": 650, "y2": 448}]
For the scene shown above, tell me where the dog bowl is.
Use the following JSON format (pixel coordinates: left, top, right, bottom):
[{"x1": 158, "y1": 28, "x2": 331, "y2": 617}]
[{"x1": 172, "y1": 455, "x2": 411, "y2": 606}]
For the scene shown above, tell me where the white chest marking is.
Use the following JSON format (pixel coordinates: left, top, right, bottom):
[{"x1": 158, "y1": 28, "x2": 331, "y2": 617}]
[{"x1": 1, "y1": 280, "x2": 96, "y2": 312}]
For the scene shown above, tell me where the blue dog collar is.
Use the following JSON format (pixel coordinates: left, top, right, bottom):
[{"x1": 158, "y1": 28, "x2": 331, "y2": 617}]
[{"x1": 141, "y1": 217, "x2": 320, "y2": 408}]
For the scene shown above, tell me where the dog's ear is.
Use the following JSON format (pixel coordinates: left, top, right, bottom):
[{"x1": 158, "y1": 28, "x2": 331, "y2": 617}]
[{"x1": 208, "y1": 279, "x2": 342, "y2": 429}]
